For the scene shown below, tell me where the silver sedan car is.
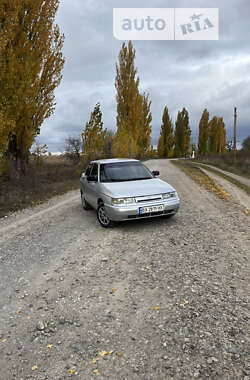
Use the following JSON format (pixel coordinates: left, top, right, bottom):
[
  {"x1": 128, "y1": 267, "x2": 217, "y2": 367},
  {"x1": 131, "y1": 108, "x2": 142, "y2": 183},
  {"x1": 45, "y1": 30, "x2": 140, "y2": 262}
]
[{"x1": 80, "y1": 158, "x2": 180, "y2": 227}]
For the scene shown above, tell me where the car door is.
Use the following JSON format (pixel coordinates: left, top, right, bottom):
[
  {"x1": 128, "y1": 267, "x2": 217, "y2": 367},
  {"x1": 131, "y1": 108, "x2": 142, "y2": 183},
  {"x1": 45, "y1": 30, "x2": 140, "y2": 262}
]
[
  {"x1": 81, "y1": 163, "x2": 92, "y2": 199},
  {"x1": 85, "y1": 163, "x2": 99, "y2": 208}
]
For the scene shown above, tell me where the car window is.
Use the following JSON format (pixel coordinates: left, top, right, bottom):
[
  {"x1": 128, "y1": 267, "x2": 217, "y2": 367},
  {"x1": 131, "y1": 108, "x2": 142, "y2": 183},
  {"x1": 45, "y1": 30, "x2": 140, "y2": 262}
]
[
  {"x1": 100, "y1": 162, "x2": 153, "y2": 182},
  {"x1": 100, "y1": 164, "x2": 108, "y2": 182},
  {"x1": 90, "y1": 163, "x2": 98, "y2": 179},
  {"x1": 85, "y1": 164, "x2": 92, "y2": 176}
]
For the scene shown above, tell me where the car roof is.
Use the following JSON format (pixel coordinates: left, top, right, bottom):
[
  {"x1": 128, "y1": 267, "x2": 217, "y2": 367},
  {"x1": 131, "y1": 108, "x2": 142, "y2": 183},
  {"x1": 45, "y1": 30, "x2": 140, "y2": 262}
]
[{"x1": 90, "y1": 158, "x2": 139, "y2": 164}]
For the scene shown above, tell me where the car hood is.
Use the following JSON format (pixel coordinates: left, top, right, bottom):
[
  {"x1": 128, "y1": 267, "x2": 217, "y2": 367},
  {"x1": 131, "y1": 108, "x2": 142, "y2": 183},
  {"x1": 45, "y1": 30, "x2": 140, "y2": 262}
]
[{"x1": 101, "y1": 178, "x2": 175, "y2": 198}]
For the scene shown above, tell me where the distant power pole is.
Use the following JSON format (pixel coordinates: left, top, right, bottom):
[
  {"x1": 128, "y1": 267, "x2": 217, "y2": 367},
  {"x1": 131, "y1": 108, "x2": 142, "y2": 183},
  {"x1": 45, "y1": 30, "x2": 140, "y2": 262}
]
[{"x1": 233, "y1": 107, "x2": 237, "y2": 150}]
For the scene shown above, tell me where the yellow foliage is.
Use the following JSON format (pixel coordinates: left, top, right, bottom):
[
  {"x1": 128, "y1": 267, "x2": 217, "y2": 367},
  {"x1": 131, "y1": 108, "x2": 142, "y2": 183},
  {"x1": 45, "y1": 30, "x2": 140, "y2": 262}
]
[
  {"x1": 115, "y1": 42, "x2": 152, "y2": 158},
  {"x1": 0, "y1": 0, "x2": 64, "y2": 164},
  {"x1": 82, "y1": 103, "x2": 106, "y2": 161},
  {"x1": 112, "y1": 130, "x2": 138, "y2": 158}
]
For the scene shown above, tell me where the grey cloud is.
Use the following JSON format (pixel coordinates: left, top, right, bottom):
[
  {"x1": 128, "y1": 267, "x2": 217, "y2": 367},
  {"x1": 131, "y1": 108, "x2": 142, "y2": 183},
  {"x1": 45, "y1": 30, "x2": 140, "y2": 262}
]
[{"x1": 38, "y1": 0, "x2": 250, "y2": 151}]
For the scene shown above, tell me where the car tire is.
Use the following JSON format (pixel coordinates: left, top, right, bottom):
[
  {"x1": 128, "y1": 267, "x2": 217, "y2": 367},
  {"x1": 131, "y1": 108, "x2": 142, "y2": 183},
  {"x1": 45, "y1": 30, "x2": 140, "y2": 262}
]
[
  {"x1": 81, "y1": 192, "x2": 92, "y2": 210},
  {"x1": 97, "y1": 203, "x2": 115, "y2": 228}
]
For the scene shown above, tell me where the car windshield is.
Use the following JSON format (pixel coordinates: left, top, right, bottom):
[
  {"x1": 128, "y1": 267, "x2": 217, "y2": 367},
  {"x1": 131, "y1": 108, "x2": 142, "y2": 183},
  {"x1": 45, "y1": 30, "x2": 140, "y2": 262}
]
[{"x1": 100, "y1": 162, "x2": 153, "y2": 183}]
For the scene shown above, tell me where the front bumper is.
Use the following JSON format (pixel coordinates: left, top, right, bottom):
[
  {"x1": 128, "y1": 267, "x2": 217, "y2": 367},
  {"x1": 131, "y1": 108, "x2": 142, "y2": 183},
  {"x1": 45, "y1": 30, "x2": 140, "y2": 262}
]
[{"x1": 104, "y1": 198, "x2": 180, "y2": 222}]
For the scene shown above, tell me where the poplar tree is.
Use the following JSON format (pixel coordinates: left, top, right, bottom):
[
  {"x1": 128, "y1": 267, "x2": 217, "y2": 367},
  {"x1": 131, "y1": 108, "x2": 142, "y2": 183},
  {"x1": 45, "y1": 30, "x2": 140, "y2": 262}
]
[
  {"x1": 174, "y1": 108, "x2": 191, "y2": 157},
  {"x1": 217, "y1": 117, "x2": 226, "y2": 154},
  {"x1": 0, "y1": 0, "x2": 65, "y2": 174},
  {"x1": 208, "y1": 116, "x2": 226, "y2": 154},
  {"x1": 198, "y1": 109, "x2": 210, "y2": 155},
  {"x1": 137, "y1": 93, "x2": 152, "y2": 159},
  {"x1": 157, "y1": 106, "x2": 174, "y2": 158},
  {"x1": 82, "y1": 103, "x2": 106, "y2": 161},
  {"x1": 114, "y1": 41, "x2": 152, "y2": 158},
  {"x1": 208, "y1": 117, "x2": 218, "y2": 154}
]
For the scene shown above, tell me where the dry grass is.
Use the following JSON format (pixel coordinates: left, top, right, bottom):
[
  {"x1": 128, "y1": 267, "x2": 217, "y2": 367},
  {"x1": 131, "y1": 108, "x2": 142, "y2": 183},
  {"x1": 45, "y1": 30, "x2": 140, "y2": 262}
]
[
  {"x1": 172, "y1": 160, "x2": 231, "y2": 200},
  {"x1": 194, "y1": 151, "x2": 250, "y2": 179},
  {"x1": 0, "y1": 156, "x2": 86, "y2": 218},
  {"x1": 194, "y1": 163, "x2": 250, "y2": 196}
]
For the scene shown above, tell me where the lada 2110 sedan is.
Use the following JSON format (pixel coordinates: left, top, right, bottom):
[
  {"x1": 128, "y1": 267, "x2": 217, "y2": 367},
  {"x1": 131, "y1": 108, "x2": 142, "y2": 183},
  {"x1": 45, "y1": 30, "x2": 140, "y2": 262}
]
[{"x1": 80, "y1": 159, "x2": 180, "y2": 227}]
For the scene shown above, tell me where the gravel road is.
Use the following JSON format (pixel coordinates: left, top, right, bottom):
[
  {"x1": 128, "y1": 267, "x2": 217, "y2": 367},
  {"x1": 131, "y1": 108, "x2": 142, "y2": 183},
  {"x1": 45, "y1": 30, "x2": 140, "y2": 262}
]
[{"x1": 0, "y1": 159, "x2": 249, "y2": 380}]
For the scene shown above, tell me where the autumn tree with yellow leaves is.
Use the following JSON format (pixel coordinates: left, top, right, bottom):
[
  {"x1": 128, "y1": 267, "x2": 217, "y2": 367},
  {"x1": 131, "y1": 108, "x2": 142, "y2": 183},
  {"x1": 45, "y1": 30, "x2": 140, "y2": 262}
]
[
  {"x1": 198, "y1": 109, "x2": 210, "y2": 155},
  {"x1": 82, "y1": 103, "x2": 106, "y2": 162},
  {"x1": 174, "y1": 108, "x2": 191, "y2": 157},
  {"x1": 157, "y1": 107, "x2": 174, "y2": 158},
  {"x1": 113, "y1": 41, "x2": 152, "y2": 158},
  {"x1": 208, "y1": 116, "x2": 226, "y2": 154},
  {"x1": 0, "y1": 0, "x2": 64, "y2": 174}
]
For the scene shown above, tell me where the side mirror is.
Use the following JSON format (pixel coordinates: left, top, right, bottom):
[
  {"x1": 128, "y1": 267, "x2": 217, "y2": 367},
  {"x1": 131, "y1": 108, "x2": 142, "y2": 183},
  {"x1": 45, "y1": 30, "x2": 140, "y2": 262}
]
[
  {"x1": 152, "y1": 170, "x2": 160, "y2": 177},
  {"x1": 87, "y1": 175, "x2": 98, "y2": 182}
]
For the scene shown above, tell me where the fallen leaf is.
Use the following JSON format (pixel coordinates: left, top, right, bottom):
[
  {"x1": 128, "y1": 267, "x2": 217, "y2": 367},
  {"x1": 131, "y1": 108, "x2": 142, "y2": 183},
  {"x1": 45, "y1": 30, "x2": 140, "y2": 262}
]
[
  {"x1": 16, "y1": 310, "x2": 21, "y2": 315},
  {"x1": 244, "y1": 209, "x2": 249, "y2": 215},
  {"x1": 1, "y1": 339, "x2": 6, "y2": 343},
  {"x1": 109, "y1": 350, "x2": 114, "y2": 354},
  {"x1": 47, "y1": 344, "x2": 53, "y2": 349},
  {"x1": 153, "y1": 306, "x2": 159, "y2": 311},
  {"x1": 69, "y1": 369, "x2": 75, "y2": 374},
  {"x1": 93, "y1": 369, "x2": 99, "y2": 374},
  {"x1": 31, "y1": 365, "x2": 38, "y2": 371},
  {"x1": 110, "y1": 288, "x2": 118, "y2": 293},
  {"x1": 92, "y1": 358, "x2": 99, "y2": 364},
  {"x1": 180, "y1": 300, "x2": 189, "y2": 307},
  {"x1": 99, "y1": 350, "x2": 108, "y2": 357},
  {"x1": 117, "y1": 352, "x2": 123, "y2": 357}
]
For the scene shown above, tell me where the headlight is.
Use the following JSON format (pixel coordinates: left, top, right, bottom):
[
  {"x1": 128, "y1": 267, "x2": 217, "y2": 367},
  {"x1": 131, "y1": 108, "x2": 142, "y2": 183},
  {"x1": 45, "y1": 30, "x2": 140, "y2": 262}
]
[
  {"x1": 111, "y1": 197, "x2": 136, "y2": 205},
  {"x1": 162, "y1": 191, "x2": 177, "y2": 199}
]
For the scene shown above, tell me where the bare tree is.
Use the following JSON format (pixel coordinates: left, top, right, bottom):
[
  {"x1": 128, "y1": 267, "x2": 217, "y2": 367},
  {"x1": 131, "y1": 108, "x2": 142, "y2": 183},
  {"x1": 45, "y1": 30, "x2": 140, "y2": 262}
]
[{"x1": 64, "y1": 136, "x2": 82, "y2": 161}]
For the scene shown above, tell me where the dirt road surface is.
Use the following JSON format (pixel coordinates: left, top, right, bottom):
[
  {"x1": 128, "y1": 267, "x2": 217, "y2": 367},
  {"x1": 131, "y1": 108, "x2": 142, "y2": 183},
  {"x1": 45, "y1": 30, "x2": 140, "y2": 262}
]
[{"x1": 0, "y1": 160, "x2": 249, "y2": 380}]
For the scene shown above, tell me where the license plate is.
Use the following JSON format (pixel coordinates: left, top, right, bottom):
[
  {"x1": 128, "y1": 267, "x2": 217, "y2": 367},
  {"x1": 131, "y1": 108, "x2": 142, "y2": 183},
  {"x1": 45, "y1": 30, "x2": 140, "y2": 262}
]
[{"x1": 139, "y1": 204, "x2": 164, "y2": 214}]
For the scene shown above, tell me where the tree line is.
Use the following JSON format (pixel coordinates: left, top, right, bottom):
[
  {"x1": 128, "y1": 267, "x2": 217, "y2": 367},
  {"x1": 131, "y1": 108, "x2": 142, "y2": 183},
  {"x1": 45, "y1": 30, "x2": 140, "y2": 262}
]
[
  {"x1": 81, "y1": 41, "x2": 227, "y2": 162},
  {"x1": 0, "y1": 3, "x2": 234, "y2": 178}
]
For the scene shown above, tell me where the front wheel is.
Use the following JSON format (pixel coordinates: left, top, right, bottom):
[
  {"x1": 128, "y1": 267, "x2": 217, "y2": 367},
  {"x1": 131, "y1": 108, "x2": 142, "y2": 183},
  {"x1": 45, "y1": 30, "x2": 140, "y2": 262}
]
[{"x1": 97, "y1": 203, "x2": 115, "y2": 228}]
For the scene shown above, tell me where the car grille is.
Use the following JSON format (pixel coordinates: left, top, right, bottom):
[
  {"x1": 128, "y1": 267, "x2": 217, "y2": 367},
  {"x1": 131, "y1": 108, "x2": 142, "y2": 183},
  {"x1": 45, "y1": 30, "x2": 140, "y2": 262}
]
[{"x1": 135, "y1": 195, "x2": 162, "y2": 203}]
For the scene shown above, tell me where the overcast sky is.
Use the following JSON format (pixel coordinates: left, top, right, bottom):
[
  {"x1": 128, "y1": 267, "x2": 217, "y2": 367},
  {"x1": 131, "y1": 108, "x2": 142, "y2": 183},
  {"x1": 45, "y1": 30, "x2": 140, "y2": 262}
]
[{"x1": 38, "y1": 0, "x2": 250, "y2": 152}]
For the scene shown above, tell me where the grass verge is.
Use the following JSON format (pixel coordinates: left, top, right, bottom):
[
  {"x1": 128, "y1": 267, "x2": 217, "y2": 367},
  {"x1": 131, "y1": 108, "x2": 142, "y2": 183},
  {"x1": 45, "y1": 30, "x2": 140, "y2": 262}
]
[
  {"x1": 0, "y1": 156, "x2": 86, "y2": 218},
  {"x1": 171, "y1": 160, "x2": 231, "y2": 200},
  {"x1": 193, "y1": 163, "x2": 250, "y2": 196},
  {"x1": 193, "y1": 151, "x2": 250, "y2": 179}
]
